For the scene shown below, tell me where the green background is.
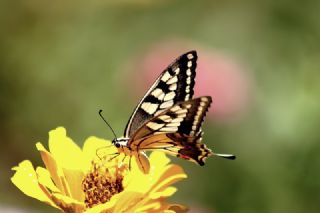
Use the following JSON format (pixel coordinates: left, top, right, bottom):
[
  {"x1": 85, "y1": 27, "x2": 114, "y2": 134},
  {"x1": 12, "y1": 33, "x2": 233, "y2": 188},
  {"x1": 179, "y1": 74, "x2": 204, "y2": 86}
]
[{"x1": 1, "y1": 0, "x2": 320, "y2": 212}]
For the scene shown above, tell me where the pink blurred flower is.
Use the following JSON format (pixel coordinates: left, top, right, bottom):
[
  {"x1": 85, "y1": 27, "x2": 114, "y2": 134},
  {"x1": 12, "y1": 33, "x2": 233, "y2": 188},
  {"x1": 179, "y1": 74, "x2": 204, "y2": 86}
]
[{"x1": 129, "y1": 41, "x2": 253, "y2": 122}]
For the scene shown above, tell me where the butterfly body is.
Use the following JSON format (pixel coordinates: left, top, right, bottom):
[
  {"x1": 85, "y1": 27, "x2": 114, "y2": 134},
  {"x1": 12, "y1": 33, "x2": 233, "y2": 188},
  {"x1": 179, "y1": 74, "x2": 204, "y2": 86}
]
[{"x1": 104, "y1": 51, "x2": 235, "y2": 174}]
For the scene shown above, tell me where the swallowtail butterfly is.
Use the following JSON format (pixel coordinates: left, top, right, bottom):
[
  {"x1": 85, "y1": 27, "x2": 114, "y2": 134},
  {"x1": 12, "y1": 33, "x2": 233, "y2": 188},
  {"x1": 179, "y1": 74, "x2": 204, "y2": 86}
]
[{"x1": 100, "y1": 51, "x2": 235, "y2": 173}]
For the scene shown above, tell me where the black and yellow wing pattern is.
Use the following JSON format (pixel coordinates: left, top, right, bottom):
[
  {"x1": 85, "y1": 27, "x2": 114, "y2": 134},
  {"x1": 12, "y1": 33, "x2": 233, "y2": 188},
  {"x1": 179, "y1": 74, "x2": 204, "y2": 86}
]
[
  {"x1": 124, "y1": 51, "x2": 197, "y2": 138},
  {"x1": 107, "y1": 50, "x2": 235, "y2": 173},
  {"x1": 128, "y1": 96, "x2": 213, "y2": 166}
]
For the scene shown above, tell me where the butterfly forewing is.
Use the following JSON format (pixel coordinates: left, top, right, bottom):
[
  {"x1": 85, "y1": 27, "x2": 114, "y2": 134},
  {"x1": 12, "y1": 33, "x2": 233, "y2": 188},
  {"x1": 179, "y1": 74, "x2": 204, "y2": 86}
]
[{"x1": 124, "y1": 51, "x2": 198, "y2": 138}]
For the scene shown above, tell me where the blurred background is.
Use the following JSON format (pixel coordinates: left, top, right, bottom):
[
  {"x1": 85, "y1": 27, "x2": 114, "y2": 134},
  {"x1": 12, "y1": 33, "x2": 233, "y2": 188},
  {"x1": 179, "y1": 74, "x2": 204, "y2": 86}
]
[{"x1": 1, "y1": 0, "x2": 320, "y2": 212}]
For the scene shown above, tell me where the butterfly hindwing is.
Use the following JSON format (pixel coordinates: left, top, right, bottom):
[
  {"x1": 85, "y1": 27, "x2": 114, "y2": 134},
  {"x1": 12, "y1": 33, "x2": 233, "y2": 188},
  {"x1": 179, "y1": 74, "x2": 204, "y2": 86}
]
[
  {"x1": 126, "y1": 96, "x2": 213, "y2": 166},
  {"x1": 126, "y1": 96, "x2": 212, "y2": 166},
  {"x1": 129, "y1": 132, "x2": 212, "y2": 166},
  {"x1": 166, "y1": 133, "x2": 212, "y2": 166},
  {"x1": 124, "y1": 51, "x2": 198, "y2": 138}
]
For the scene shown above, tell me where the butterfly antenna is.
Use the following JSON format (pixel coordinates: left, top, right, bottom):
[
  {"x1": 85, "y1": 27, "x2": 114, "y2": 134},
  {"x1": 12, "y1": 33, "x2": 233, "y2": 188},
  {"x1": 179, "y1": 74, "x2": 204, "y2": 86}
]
[
  {"x1": 214, "y1": 153, "x2": 236, "y2": 160},
  {"x1": 99, "y1": 110, "x2": 117, "y2": 139}
]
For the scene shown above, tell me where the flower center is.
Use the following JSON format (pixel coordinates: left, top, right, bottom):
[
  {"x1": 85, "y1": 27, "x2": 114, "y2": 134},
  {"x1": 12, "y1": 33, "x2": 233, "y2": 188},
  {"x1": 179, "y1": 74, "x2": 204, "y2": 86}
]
[{"x1": 82, "y1": 160, "x2": 127, "y2": 208}]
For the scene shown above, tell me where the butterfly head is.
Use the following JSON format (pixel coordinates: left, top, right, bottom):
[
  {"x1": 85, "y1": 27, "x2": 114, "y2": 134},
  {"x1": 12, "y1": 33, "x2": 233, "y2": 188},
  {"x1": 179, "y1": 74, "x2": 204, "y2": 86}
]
[{"x1": 112, "y1": 137, "x2": 129, "y2": 148}]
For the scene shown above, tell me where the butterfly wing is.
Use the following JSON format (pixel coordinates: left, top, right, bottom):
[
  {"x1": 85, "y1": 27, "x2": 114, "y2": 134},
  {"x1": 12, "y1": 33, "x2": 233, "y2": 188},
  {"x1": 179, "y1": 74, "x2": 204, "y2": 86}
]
[
  {"x1": 124, "y1": 51, "x2": 198, "y2": 138},
  {"x1": 129, "y1": 96, "x2": 213, "y2": 166}
]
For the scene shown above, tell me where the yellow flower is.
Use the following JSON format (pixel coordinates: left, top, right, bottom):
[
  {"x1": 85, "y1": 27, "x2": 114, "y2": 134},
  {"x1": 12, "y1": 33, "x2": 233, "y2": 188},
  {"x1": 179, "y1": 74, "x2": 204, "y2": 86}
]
[{"x1": 11, "y1": 127, "x2": 188, "y2": 213}]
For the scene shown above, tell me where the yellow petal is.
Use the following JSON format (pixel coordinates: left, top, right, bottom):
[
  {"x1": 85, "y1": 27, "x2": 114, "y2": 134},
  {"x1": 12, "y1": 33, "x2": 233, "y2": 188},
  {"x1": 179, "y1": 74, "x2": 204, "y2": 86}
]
[
  {"x1": 36, "y1": 142, "x2": 71, "y2": 197},
  {"x1": 82, "y1": 136, "x2": 115, "y2": 168},
  {"x1": 51, "y1": 193, "x2": 85, "y2": 213},
  {"x1": 123, "y1": 158, "x2": 152, "y2": 193},
  {"x1": 62, "y1": 168, "x2": 85, "y2": 202},
  {"x1": 149, "y1": 165, "x2": 187, "y2": 195},
  {"x1": 149, "y1": 151, "x2": 171, "y2": 169},
  {"x1": 11, "y1": 160, "x2": 56, "y2": 207},
  {"x1": 136, "y1": 201, "x2": 162, "y2": 212},
  {"x1": 149, "y1": 187, "x2": 177, "y2": 199},
  {"x1": 148, "y1": 152, "x2": 175, "y2": 185},
  {"x1": 48, "y1": 127, "x2": 87, "y2": 171},
  {"x1": 36, "y1": 167, "x2": 60, "y2": 193},
  {"x1": 111, "y1": 191, "x2": 145, "y2": 213},
  {"x1": 125, "y1": 151, "x2": 186, "y2": 198}
]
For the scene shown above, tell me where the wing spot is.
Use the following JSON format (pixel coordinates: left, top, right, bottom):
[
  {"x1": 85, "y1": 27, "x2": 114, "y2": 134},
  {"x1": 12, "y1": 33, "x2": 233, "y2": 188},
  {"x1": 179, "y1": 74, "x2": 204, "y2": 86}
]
[
  {"x1": 187, "y1": 53, "x2": 194, "y2": 59},
  {"x1": 176, "y1": 109, "x2": 188, "y2": 114},
  {"x1": 186, "y1": 69, "x2": 192, "y2": 76},
  {"x1": 166, "y1": 122, "x2": 181, "y2": 127},
  {"x1": 158, "y1": 93, "x2": 165, "y2": 100},
  {"x1": 161, "y1": 72, "x2": 171, "y2": 82},
  {"x1": 185, "y1": 104, "x2": 192, "y2": 109},
  {"x1": 159, "y1": 115, "x2": 172, "y2": 122},
  {"x1": 170, "y1": 105, "x2": 181, "y2": 112},
  {"x1": 169, "y1": 83, "x2": 177, "y2": 91},
  {"x1": 177, "y1": 113, "x2": 187, "y2": 118},
  {"x1": 200, "y1": 101, "x2": 206, "y2": 107},
  {"x1": 186, "y1": 76, "x2": 191, "y2": 85},
  {"x1": 141, "y1": 102, "x2": 158, "y2": 114},
  {"x1": 164, "y1": 91, "x2": 176, "y2": 101},
  {"x1": 160, "y1": 100, "x2": 174, "y2": 109},
  {"x1": 151, "y1": 88, "x2": 164, "y2": 100},
  {"x1": 167, "y1": 76, "x2": 178, "y2": 85},
  {"x1": 174, "y1": 68, "x2": 180, "y2": 74},
  {"x1": 154, "y1": 109, "x2": 165, "y2": 116},
  {"x1": 185, "y1": 85, "x2": 190, "y2": 92},
  {"x1": 172, "y1": 117, "x2": 184, "y2": 123},
  {"x1": 161, "y1": 127, "x2": 178, "y2": 132},
  {"x1": 185, "y1": 94, "x2": 190, "y2": 100},
  {"x1": 146, "y1": 122, "x2": 165, "y2": 130},
  {"x1": 187, "y1": 61, "x2": 192, "y2": 68}
]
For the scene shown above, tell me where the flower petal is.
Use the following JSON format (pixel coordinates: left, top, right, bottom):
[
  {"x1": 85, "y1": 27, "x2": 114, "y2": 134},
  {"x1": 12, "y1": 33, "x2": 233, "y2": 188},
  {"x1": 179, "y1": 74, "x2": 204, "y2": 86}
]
[
  {"x1": 136, "y1": 201, "x2": 162, "y2": 212},
  {"x1": 48, "y1": 127, "x2": 87, "y2": 171},
  {"x1": 82, "y1": 136, "x2": 115, "y2": 168},
  {"x1": 149, "y1": 186, "x2": 177, "y2": 199},
  {"x1": 111, "y1": 191, "x2": 145, "y2": 213},
  {"x1": 123, "y1": 158, "x2": 152, "y2": 193},
  {"x1": 36, "y1": 167, "x2": 60, "y2": 193},
  {"x1": 11, "y1": 160, "x2": 56, "y2": 207},
  {"x1": 149, "y1": 165, "x2": 187, "y2": 195},
  {"x1": 36, "y1": 142, "x2": 71, "y2": 197},
  {"x1": 62, "y1": 168, "x2": 85, "y2": 202},
  {"x1": 51, "y1": 193, "x2": 85, "y2": 213},
  {"x1": 149, "y1": 151, "x2": 171, "y2": 169}
]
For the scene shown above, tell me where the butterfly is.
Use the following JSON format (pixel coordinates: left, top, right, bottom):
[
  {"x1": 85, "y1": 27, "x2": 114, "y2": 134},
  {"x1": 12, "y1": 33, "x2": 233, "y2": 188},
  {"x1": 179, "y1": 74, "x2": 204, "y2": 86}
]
[{"x1": 99, "y1": 50, "x2": 235, "y2": 174}]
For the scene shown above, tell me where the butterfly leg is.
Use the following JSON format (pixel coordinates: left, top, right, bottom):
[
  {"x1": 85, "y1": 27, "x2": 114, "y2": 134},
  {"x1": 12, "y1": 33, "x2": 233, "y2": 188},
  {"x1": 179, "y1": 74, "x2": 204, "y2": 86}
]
[
  {"x1": 107, "y1": 153, "x2": 120, "y2": 161},
  {"x1": 121, "y1": 154, "x2": 127, "y2": 164},
  {"x1": 129, "y1": 155, "x2": 132, "y2": 171},
  {"x1": 95, "y1": 144, "x2": 116, "y2": 160}
]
